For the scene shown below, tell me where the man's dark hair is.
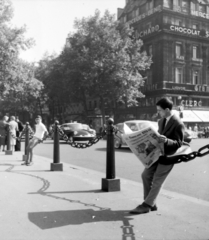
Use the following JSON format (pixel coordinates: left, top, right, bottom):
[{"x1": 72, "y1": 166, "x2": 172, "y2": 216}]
[
  {"x1": 156, "y1": 97, "x2": 173, "y2": 110},
  {"x1": 36, "y1": 115, "x2": 42, "y2": 120}
]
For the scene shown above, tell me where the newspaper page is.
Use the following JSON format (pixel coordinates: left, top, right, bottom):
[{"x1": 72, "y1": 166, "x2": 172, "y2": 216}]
[{"x1": 123, "y1": 123, "x2": 164, "y2": 168}]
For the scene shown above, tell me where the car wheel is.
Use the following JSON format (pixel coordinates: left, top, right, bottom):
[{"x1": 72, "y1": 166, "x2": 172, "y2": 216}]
[{"x1": 114, "y1": 139, "x2": 121, "y2": 149}]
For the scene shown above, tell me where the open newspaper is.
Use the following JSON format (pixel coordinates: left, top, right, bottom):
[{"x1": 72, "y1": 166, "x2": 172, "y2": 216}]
[
  {"x1": 123, "y1": 122, "x2": 193, "y2": 168},
  {"x1": 123, "y1": 122, "x2": 164, "y2": 168}
]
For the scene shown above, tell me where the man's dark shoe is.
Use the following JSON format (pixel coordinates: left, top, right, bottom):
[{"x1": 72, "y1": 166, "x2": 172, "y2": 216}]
[
  {"x1": 130, "y1": 202, "x2": 157, "y2": 214},
  {"x1": 150, "y1": 205, "x2": 158, "y2": 211},
  {"x1": 130, "y1": 203, "x2": 150, "y2": 214}
]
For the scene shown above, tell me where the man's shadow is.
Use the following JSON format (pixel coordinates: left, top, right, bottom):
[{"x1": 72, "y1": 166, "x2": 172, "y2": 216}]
[{"x1": 28, "y1": 209, "x2": 134, "y2": 230}]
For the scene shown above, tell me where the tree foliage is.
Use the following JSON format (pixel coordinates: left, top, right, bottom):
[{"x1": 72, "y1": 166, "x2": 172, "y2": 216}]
[
  {"x1": 60, "y1": 10, "x2": 152, "y2": 123},
  {"x1": 0, "y1": 0, "x2": 43, "y2": 117}
]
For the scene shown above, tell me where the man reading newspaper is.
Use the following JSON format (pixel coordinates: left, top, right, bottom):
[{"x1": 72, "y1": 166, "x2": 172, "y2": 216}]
[{"x1": 130, "y1": 97, "x2": 185, "y2": 214}]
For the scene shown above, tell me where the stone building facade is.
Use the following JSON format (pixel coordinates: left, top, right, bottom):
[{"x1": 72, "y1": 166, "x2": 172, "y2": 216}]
[{"x1": 117, "y1": 0, "x2": 209, "y2": 127}]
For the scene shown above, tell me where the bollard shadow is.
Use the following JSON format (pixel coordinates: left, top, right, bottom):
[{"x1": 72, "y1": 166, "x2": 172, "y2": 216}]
[{"x1": 28, "y1": 208, "x2": 134, "y2": 229}]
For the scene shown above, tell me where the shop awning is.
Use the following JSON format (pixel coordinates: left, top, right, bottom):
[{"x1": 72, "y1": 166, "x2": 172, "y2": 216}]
[
  {"x1": 173, "y1": 110, "x2": 202, "y2": 122},
  {"x1": 192, "y1": 111, "x2": 209, "y2": 122}
]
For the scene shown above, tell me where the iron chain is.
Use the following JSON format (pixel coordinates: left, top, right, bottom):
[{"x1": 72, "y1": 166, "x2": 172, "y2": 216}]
[{"x1": 160, "y1": 144, "x2": 209, "y2": 165}]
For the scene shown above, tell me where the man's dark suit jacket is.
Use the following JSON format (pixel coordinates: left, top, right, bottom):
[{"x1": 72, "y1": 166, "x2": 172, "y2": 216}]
[{"x1": 158, "y1": 114, "x2": 185, "y2": 156}]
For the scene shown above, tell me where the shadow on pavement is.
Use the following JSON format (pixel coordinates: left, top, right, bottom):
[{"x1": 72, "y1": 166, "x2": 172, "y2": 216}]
[
  {"x1": 28, "y1": 209, "x2": 137, "y2": 240},
  {"x1": 28, "y1": 209, "x2": 134, "y2": 229}
]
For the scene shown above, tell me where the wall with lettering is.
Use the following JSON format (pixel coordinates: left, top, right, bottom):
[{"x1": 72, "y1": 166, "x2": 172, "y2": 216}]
[
  {"x1": 165, "y1": 24, "x2": 209, "y2": 39},
  {"x1": 136, "y1": 25, "x2": 160, "y2": 38}
]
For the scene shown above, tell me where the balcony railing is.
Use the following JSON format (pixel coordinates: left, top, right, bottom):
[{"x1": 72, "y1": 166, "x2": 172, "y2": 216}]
[
  {"x1": 176, "y1": 55, "x2": 185, "y2": 60},
  {"x1": 173, "y1": 5, "x2": 189, "y2": 14},
  {"x1": 192, "y1": 58, "x2": 203, "y2": 62}
]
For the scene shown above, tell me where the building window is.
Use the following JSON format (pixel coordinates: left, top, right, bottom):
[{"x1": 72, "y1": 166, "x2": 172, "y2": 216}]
[
  {"x1": 163, "y1": 15, "x2": 169, "y2": 24},
  {"x1": 199, "y1": 4, "x2": 206, "y2": 13},
  {"x1": 182, "y1": 0, "x2": 189, "y2": 13},
  {"x1": 207, "y1": 71, "x2": 209, "y2": 85},
  {"x1": 147, "y1": 0, "x2": 153, "y2": 10},
  {"x1": 154, "y1": 0, "x2": 161, "y2": 7},
  {"x1": 176, "y1": 42, "x2": 183, "y2": 57},
  {"x1": 175, "y1": 68, "x2": 183, "y2": 83},
  {"x1": 192, "y1": 23, "x2": 198, "y2": 29},
  {"x1": 193, "y1": 70, "x2": 199, "y2": 84},
  {"x1": 164, "y1": 0, "x2": 172, "y2": 8},
  {"x1": 146, "y1": 22, "x2": 152, "y2": 29},
  {"x1": 173, "y1": 0, "x2": 181, "y2": 12},
  {"x1": 192, "y1": 45, "x2": 200, "y2": 59},
  {"x1": 191, "y1": 1, "x2": 197, "y2": 11},
  {"x1": 175, "y1": 18, "x2": 182, "y2": 26},
  {"x1": 141, "y1": 4, "x2": 146, "y2": 13},
  {"x1": 148, "y1": 45, "x2": 153, "y2": 56},
  {"x1": 147, "y1": 70, "x2": 152, "y2": 85}
]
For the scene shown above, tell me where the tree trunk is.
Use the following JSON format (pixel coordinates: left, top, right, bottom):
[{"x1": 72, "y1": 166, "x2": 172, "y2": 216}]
[{"x1": 100, "y1": 97, "x2": 106, "y2": 127}]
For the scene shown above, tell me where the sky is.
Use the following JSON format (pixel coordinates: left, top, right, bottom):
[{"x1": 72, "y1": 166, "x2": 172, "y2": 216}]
[{"x1": 10, "y1": 0, "x2": 125, "y2": 62}]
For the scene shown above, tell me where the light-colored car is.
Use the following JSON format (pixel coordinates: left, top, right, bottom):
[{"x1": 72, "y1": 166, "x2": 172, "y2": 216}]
[
  {"x1": 114, "y1": 120, "x2": 158, "y2": 149},
  {"x1": 82, "y1": 124, "x2": 96, "y2": 136}
]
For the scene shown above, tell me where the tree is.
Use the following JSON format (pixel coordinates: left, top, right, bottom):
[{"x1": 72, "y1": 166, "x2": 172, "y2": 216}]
[
  {"x1": 34, "y1": 53, "x2": 71, "y2": 122},
  {"x1": 0, "y1": 0, "x2": 42, "y2": 119},
  {"x1": 61, "y1": 10, "x2": 152, "y2": 125},
  {"x1": 0, "y1": 59, "x2": 44, "y2": 117}
]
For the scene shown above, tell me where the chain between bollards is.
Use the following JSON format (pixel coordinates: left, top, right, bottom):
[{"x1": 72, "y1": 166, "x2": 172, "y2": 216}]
[
  {"x1": 51, "y1": 120, "x2": 63, "y2": 171},
  {"x1": 102, "y1": 118, "x2": 120, "y2": 192}
]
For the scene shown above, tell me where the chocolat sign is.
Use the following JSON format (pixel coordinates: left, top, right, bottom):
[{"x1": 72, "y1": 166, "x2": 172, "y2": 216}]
[{"x1": 169, "y1": 25, "x2": 209, "y2": 38}]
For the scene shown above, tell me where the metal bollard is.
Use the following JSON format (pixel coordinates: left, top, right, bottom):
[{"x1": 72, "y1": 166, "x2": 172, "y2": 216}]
[
  {"x1": 22, "y1": 122, "x2": 29, "y2": 161},
  {"x1": 102, "y1": 118, "x2": 120, "y2": 192},
  {"x1": 51, "y1": 120, "x2": 63, "y2": 171},
  {"x1": 5, "y1": 125, "x2": 12, "y2": 155}
]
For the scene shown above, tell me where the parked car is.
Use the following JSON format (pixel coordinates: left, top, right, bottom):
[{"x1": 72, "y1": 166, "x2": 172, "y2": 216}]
[
  {"x1": 114, "y1": 120, "x2": 193, "y2": 149},
  {"x1": 60, "y1": 123, "x2": 96, "y2": 141},
  {"x1": 82, "y1": 124, "x2": 96, "y2": 135}
]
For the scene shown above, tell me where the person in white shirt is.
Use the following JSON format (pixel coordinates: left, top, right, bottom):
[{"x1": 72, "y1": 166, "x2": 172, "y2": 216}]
[{"x1": 22, "y1": 115, "x2": 48, "y2": 166}]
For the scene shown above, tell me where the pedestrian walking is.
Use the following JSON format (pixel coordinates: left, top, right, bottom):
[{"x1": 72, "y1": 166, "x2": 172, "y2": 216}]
[
  {"x1": 15, "y1": 117, "x2": 24, "y2": 151},
  {"x1": 21, "y1": 115, "x2": 48, "y2": 166},
  {"x1": 0, "y1": 116, "x2": 9, "y2": 151},
  {"x1": 9, "y1": 116, "x2": 18, "y2": 152},
  {"x1": 130, "y1": 97, "x2": 184, "y2": 214},
  {"x1": 193, "y1": 124, "x2": 198, "y2": 132}
]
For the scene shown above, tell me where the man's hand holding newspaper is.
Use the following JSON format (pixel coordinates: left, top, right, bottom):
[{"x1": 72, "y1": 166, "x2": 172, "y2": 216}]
[{"x1": 123, "y1": 122, "x2": 192, "y2": 168}]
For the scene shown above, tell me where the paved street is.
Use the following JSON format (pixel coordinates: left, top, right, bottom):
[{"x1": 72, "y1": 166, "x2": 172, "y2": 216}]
[
  {"x1": 32, "y1": 138, "x2": 209, "y2": 201},
  {"x1": 0, "y1": 152, "x2": 209, "y2": 240}
]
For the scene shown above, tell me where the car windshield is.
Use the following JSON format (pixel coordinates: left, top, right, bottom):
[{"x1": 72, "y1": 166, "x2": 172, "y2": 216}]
[
  {"x1": 62, "y1": 123, "x2": 83, "y2": 131},
  {"x1": 82, "y1": 124, "x2": 90, "y2": 130}
]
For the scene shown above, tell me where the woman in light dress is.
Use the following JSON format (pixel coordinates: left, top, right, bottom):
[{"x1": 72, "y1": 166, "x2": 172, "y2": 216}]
[{"x1": 9, "y1": 116, "x2": 18, "y2": 151}]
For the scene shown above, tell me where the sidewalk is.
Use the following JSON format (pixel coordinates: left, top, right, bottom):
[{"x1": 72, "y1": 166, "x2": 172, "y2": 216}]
[{"x1": 0, "y1": 151, "x2": 209, "y2": 240}]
